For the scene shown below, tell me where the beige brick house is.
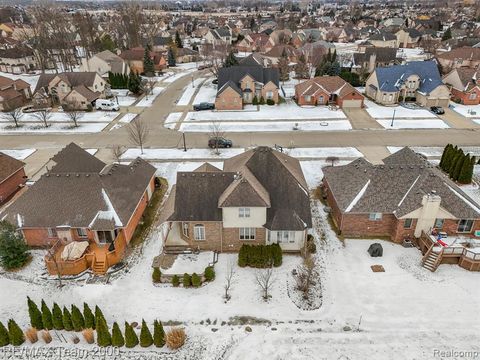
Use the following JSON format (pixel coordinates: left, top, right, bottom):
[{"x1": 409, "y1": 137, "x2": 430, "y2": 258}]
[
  {"x1": 215, "y1": 66, "x2": 280, "y2": 110},
  {"x1": 162, "y1": 147, "x2": 312, "y2": 253}
]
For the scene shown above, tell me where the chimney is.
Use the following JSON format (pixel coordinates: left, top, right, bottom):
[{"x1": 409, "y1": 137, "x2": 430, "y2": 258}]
[{"x1": 414, "y1": 192, "x2": 441, "y2": 238}]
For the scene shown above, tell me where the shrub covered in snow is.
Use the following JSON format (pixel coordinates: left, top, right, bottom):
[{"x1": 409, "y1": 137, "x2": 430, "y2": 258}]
[
  {"x1": 182, "y1": 273, "x2": 191, "y2": 287},
  {"x1": 152, "y1": 267, "x2": 161, "y2": 283},
  {"x1": 191, "y1": 273, "x2": 201, "y2": 287},
  {"x1": 172, "y1": 275, "x2": 180, "y2": 287}
]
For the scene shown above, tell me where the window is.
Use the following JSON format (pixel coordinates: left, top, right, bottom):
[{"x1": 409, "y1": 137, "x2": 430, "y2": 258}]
[
  {"x1": 47, "y1": 228, "x2": 57, "y2": 238},
  {"x1": 319, "y1": 95, "x2": 324, "y2": 104},
  {"x1": 388, "y1": 94, "x2": 393, "y2": 101},
  {"x1": 276, "y1": 231, "x2": 296, "y2": 244},
  {"x1": 182, "y1": 222, "x2": 189, "y2": 237},
  {"x1": 239, "y1": 227, "x2": 255, "y2": 240},
  {"x1": 369, "y1": 213, "x2": 382, "y2": 221},
  {"x1": 239, "y1": 207, "x2": 250, "y2": 218},
  {"x1": 434, "y1": 218, "x2": 444, "y2": 229},
  {"x1": 266, "y1": 91, "x2": 273, "y2": 100},
  {"x1": 457, "y1": 219, "x2": 474, "y2": 233},
  {"x1": 403, "y1": 218, "x2": 413, "y2": 229},
  {"x1": 76, "y1": 228, "x2": 88, "y2": 238},
  {"x1": 469, "y1": 92, "x2": 477, "y2": 100},
  {"x1": 382, "y1": 93, "x2": 386, "y2": 101},
  {"x1": 304, "y1": 95, "x2": 311, "y2": 102},
  {"x1": 194, "y1": 225, "x2": 205, "y2": 240}
]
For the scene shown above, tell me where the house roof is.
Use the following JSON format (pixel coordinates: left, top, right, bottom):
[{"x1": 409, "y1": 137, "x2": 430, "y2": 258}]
[
  {"x1": 2, "y1": 143, "x2": 156, "y2": 229},
  {"x1": 323, "y1": 147, "x2": 480, "y2": 219},
  {"x1": 437, "y1": 46, "x2": 480, "y2": 62},
  {"x1": 0, "y1": 46, "x2": 34, "y2": 59},
  {"x1": 217, "y1": 65, "x2": 279, "y2": 90},
  {"x1": 353, "y1": 47, "x2": 398, "y2": 65},
  {"x1": 369, "y1": 31, "x2": 397, "y2": 41},
  {"x1": 0, "y1": 152, "x2": 24, "y2": 184},
  {"x1": 450, "y1": 67, "x2": 480, "y2": 91},
  {"x1": 295, "y1": 75, "x2": 363, "y2": 99},
  {"x1": 168, "y1": 147, "x2": 312, "y2": 231},
  {"x1": 67, "y1": 84, "x2": 100, "y2": 103},
  {"x1": 93, "y1": 50, "x2": 126, "y2": 74},
  {"x1": 34, "y1": 72, "x2": 98, "y2": 93},
  {"x1": 373, "y1": 61, "x2": 444, "y2": 94}
]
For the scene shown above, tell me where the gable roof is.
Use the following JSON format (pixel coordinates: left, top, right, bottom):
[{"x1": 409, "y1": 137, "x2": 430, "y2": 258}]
[
  {"x1": 34, "y1": 72, "x2": 98, "y2": 93},
  {"x1": 3, "y1": 143, "x2": 156, "y2": 229},
  {"x1": 373, "y1": 61, "x2": 444, "y2": 94},
  {"x1": 0, "y1": 152, "x2": 24, "y2": 184},
  {"x1": 295, "y1": 76, "x2": 363, "y2": 99},
  {"x1": 323, "y1": 147, "x2": 480, "y2": 219},
  {"x1": 218, "y1": 65, "x2": 279, "y2": 90},
  {"x1": 353, "y1": 47, "x2": 398, "y2": 65}
]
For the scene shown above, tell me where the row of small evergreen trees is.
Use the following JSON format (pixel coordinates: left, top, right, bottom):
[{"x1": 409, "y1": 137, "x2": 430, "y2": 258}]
[
  {"x1": 14, "y1": 297, "x2": 166, "y2": 348},
  {"x1": 238, "y1": 243, "x2": 282, "y2": 268},
  {"x1": 108, "y1": 72, "x2": 129, "y2": 89},
  {"x1": 439, "y1": 144, "x2": 477, "y2": 184}
]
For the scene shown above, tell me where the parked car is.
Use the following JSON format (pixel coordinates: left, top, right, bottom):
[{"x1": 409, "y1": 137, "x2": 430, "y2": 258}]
[
  {"x1": 430, "y1": 106, "x2": 445, "y2": 115},
  {"x1": 193, "y1": 102, "x2": 215, "y2": 111},
  {"x1": 208, "y1": 137, "x2": 232, "y2": 149},
  {"x1": 95, "y1": 99, "x2": 119, "y2": 111},
  {"x1": 212, "y1": 79, "x2": 218, "y2": 84},
  {"x1": 198, "y1": 64, "x2": 211, "y2": 70}
]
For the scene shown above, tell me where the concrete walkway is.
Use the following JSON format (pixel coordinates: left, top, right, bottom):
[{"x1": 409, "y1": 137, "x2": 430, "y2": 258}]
[{"x1": 356, "y1": 146, "x2": 392, "y2": 164}]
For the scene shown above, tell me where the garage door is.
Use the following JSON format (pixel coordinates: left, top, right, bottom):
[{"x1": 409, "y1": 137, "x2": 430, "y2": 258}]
[{"x1": 342, "y1": 100, "x2": 363, "y2": 108}]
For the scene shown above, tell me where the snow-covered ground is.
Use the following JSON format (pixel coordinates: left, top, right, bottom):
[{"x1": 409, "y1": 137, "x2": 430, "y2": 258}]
[
  {"x1": 184, "y1": 103, "x2": 347, "y2": 121},
  {"x1": 0, "y1": 71, "x2": 41, "y2": 89},
  {"x1": 121, "y1": 148, "x2": 244, "y2": 161},
  {"x1": 0, "y1": 148, "x2": 36, "y2": 160},
  {"x1": 451, "y1": 103, "x2": 480, "y2": 118},
  {"x1": 180, "y1": 120, "x2": 352, "y2": 132},
  {"x1": 162, "y1": 68, "x2": 197, "y2": 84},
  {"x1": 388, "y1": 146, "x2": 480, "y2": 158},
  {"x1": 365, "y1": 99, "x2": 437, "y2": 119},
  {"x1": 135, "y1": 87, "x2": 165, "y2": 107},
  {"x1": 0, "y1": 122, "x2": 109, "y2": 134},
  {"x1": 376, "y1": 119, "x2": 450, "y2": 129},
  {"x1": 177, "y1": 78, "x2": 205, "y2": 106},
  {"x1": 287, "y1": 147, "x2": 362, "y2": 159},
  {"x1": 164, "y1": 112, "x2": 183, "y2": 129},
  {"x1": 118, "y1": 113, "x2": 137, "y2": 124},
  {"x1": 0, "y1": 111, "x2": 118, "y2": 124},
  {"x1": 2, "y1": 197, "x2": 479, "y2": 359},
  {"x1": 161, "y1": 252, "x2": 214, "y2": 275},
  {"x1": 192, "y1": 79, "x2": 217, "y2": 104}
]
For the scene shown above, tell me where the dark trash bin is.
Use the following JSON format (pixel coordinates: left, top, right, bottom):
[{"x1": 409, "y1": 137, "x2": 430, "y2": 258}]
[{"x1": 368, "y1": 243, "x2": 383, "y2": 257}]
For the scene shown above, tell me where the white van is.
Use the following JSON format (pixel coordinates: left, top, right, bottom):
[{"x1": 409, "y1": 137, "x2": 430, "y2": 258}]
[{"x1": 95, "y1": 99, "x2": 120, "y2": 111}]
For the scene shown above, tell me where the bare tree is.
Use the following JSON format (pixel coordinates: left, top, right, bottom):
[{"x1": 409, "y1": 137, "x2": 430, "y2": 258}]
[
  {"x1": 325, "y1": 156, "x2": 339, "y2": 167},
  {"x1": 142, "y1": 78, "x2": 157, "y2": 99},
  {"x1": 128, "y1": 118, "x2": 149, "y2": 154},
  {"x1": 223, "y1": 259, "x2": 236, "y2": 302},
  {"x1": 2, "y1": 107, "x2": 23, "y2": 128},
  {"x1": 32, "y1": 108, "x2": 53, "y2": 128},
  {"x1": 202, "y1": 43, "x2": 229, "y2": 77},
  {"x1": 45, "y1": 241, "x2": 68, "y2": 288},
  {"x1": 295, "y1": 255, "x2": 316, "y2": 300},
  {"x1": 255, "y1": 266, "x2": 276, "y2": 302},
  {"x1": 63, "y1": 103, "x2": 83, "y2": 128},
  {"x1": 111, "y1": 145, "x2": 125, "y2": 164},
  {"x1": 209, "y1": 121, "x2": 225, "y2": 155}
]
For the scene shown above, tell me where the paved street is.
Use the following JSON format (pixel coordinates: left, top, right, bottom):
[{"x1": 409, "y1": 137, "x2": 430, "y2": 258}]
[{"x1": 1, "y1": 71, "x2": 480, "y2": 177}]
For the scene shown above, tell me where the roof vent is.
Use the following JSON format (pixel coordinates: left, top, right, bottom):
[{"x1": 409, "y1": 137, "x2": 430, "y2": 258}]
[
  {"x1": 76, "y1": 174, "x2": 80, "y2": 177},
  {"x1": 86, "y1": 174, "x2": 90, "y2": 177},
  {"x1": 202, "y1": 174, "x2": 205, "y2": 177},
  {"x1": 56, "y1": 174, "x2": 60, "y2": 177}
]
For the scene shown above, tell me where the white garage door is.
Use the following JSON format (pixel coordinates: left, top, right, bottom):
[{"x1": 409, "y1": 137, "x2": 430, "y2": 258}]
[{"x1": 342, "y1": 100, "x2": 363, "y2": 108}]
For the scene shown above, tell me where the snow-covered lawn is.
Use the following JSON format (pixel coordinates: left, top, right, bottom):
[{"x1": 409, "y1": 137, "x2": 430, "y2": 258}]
[
  {"x1": 164, "y1": 112, "x2": 183, "y2": 129},
  {"x1": 287, "y1": 147, "x2": 362, "y2": 159},
  {"x1": 0, "y1": 149, "x2": 36, "y2": 160},
  {"x1": 153, "y1": 161, "x2": 224, "y2": 188},
  {"x1": 0, "y1": 122, "x2": 109, "y2": 134},
  {"x1": 162, "y1": 68, "x2": 197, "y2": 84},
  {"x1": 0, "y1": 111, "x2": 119, "y2": 124},
  {"x1": 121, "y1": 148, "x2": 244, "y2": 161},
  {"x1": 179, "y1": 120, "x2": 352, "y2": 132},
  {"x1": 300, "y1": 160, "x2": 352, "y2": 189},
  {"x1": 388, "y1": 146, "x2": 480, "y2": 158},
  {"x1": 365, "y1": 99, "x2": 437, "y2": 119},
  {"x1": 135, "y1": 87, "x2": 165, "y2": 107},
  {"x1": 184, "y1": 103, "x2": 347, "y2": 121},
  {"x1": 193, "y1": 79, "x2": 217, "y2": 104},
  {"x1": 376, "y1": 119, "x2": 449, "y2": 129},
  {"x1": 451, "y1": 103, "x2": 480, "y2": 118},
  {"x1": 161, "y1": 252, "x2": 214, "y2": 275},
  {"x1": 0, "y1": 71, "x2": 40, "y2": 89},
  {"x1": 1, "y1": 198, "x2": 479, "y2": 359},
  {"x1": 397, "y1": 47, "x2": 430, "y2": 61},
  {"x1": 177, "y1": 78, "x2": 205, "y2": 106},
  {"x1": 118, "y1": 113, "x2": 137, "y2": 124}
]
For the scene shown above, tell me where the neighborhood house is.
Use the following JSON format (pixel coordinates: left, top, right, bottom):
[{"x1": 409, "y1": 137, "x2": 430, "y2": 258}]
[
  {"x1": 2, "y1": 143, "x2": 157, "y2": 275},
  {"x1": 0, "y1": 152, "x2": 26, "y2": 205},
  {"x1": 162, "y1": 147, "x2": 312, "y2": 252}
]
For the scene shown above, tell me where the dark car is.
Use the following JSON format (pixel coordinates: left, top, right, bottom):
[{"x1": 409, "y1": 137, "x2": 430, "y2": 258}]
[
  {"x1": 212, "y1": 78, "x2": 218, "y2": 84},
  {"x1": 208, "y1": 137, "x2": 232, "y2": 149},
  {"x1": 193, "y1": 102, "x2": 215, "y2": 111},
  {"x1": 430, "y1": 106, "x2": 445, "y2": 115}
]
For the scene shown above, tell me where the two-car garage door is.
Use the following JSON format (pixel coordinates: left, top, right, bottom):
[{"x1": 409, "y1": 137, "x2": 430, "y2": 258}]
[{"x1": 341, "y1": 99, "x2": 363, "y2": 108}]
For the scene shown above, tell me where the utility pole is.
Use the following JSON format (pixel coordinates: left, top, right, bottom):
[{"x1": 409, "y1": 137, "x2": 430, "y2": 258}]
[{"x1": 390, "y1": 109, "x2": 396, "y2": 127}]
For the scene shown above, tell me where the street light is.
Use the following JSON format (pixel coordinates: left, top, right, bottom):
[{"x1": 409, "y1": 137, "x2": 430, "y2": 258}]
[{"x1": 390, "y1": 109, "x2": 396, "y2": 127}]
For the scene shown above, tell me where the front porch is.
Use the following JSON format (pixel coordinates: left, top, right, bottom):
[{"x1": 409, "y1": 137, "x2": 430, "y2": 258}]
[
  {"x1": 418, "y1": 231, "x2": 480, "y2": 272},
  {"x1": 45, "y1": 231, "x2": 127, "y2": 276}
]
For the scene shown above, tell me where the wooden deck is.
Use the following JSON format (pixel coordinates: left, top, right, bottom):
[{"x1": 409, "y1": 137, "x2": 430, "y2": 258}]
[{"x1": 45, "y1": 232, "x2": 127, "y2": 276}]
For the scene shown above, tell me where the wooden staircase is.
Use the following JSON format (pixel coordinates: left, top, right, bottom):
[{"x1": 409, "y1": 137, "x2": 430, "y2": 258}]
[
  {"x1": 422, "y1": 245, "x2": 442, "y2": 272},
  {"x1": 92, "y1": 253, "x2": 108, "y2": 275}
]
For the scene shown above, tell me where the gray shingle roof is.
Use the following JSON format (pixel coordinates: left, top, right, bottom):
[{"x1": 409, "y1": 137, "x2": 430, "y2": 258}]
[
  {"x1": 217, "y1": 65, "x2": 279, "y2": 91},
  {"x1": 374, "y1": 61, "x2": 444, "y2": 94},
  {"x1": 323, "y1": 147, "x2": 480, "y2": 219}
]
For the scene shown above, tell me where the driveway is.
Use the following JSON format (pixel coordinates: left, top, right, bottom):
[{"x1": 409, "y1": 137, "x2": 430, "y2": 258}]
[{"x1": 343, "y1": 107, "x2": 382, "y2": 129}]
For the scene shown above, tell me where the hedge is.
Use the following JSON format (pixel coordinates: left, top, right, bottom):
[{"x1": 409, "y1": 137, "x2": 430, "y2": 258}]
[{"x1": 238, "y1": 243, "x2": 282, "y2": 268}]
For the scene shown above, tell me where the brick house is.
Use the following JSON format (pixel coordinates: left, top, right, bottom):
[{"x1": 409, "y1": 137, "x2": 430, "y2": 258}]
[
  {"x1": 0, "y1": 75, "x2": 32, "y2": 111},
  {"x1": 215, "y1": 65, "x2": 279, "y2": 110},
  {"x1": 162, "y1": 147, "x2": 312, "y2": 253},
  {"x1": 322, "y1": 147, "x2": 480, "y2": 244},
  {"x1": 294, "y1": 76, "x2": 364, "y2": 108},
  {"x1": 0, "y1": 152, "x2": 26, "y2": 205},
  {"x1": 365, "y1": 61, "x2": 450, "y2": 107},
  {"x1": 33, "y1": 72, "x2": 106, "y2": 110},
  {"x1": 443, "y1": 68, "x2": 480, "y2": 105},
  {"x1": 2, "y1": 143, "x2": 157, "y2": 275},
  {"x1": 0, "y1": 47, "x2": 38, "y2": 74},
  {"x1": 80, "y1": 50, "x2": 130, "y2": 77},
  {"x1": 119, "y1": 47, "x2": 166, "y2": 74}
]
